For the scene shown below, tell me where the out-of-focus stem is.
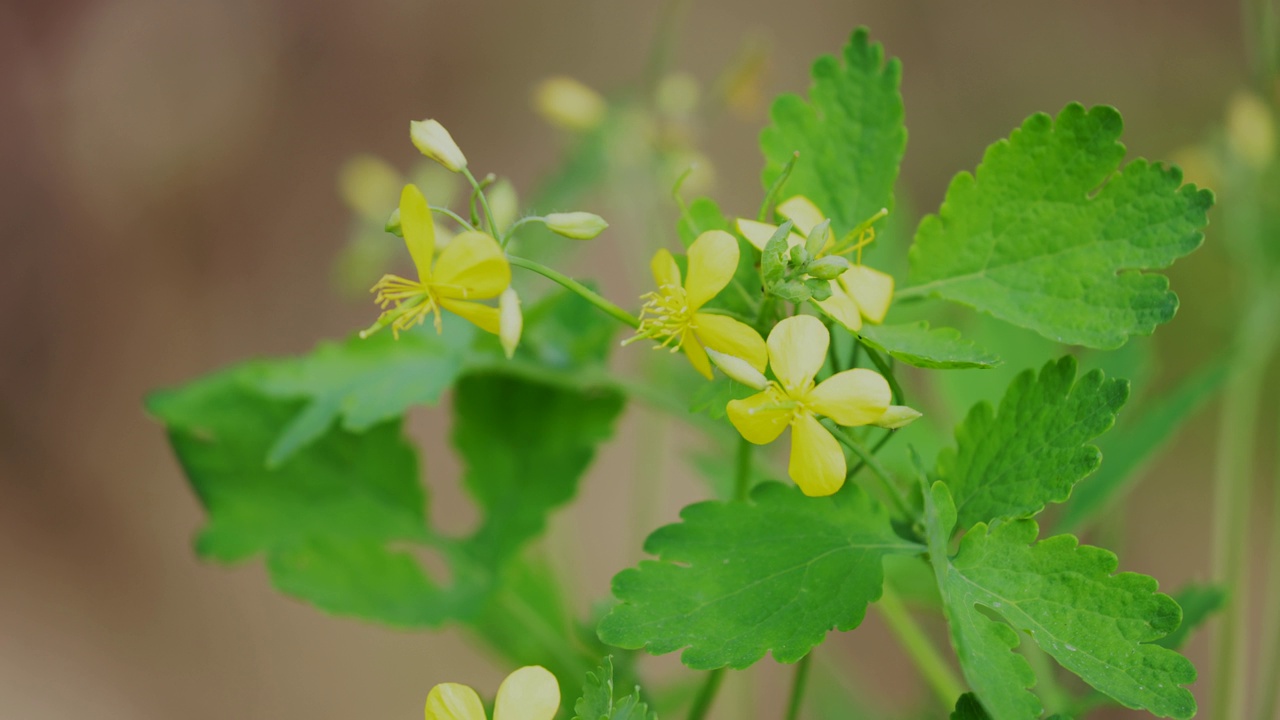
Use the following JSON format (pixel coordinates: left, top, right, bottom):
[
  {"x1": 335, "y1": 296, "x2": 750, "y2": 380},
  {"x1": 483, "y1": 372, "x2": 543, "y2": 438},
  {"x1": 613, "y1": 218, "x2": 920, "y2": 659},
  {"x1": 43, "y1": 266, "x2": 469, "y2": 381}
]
[
  {"x1": 686, "y1": 668, "x2": 725, "y2": 720},
  {"x1": 783, "y1": 653, "x2": 813, "y2": 720},
  {"x1": 875, "y1": 584, "x2": 964, "y2": 708}
]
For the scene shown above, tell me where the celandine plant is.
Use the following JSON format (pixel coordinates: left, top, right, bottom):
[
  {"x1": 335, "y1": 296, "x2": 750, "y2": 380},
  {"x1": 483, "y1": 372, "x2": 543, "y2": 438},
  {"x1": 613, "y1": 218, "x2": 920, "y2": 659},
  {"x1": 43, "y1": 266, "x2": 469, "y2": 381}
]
[{"x1": 152, "y1": 27, "x2": 1251, "y2": 719}]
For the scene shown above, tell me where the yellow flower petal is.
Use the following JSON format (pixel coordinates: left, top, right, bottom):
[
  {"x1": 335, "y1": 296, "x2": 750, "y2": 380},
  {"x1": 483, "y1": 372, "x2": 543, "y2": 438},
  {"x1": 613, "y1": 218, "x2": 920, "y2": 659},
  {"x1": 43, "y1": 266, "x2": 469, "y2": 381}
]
[
  {"x1": 494, "y1": 666, "x2": 560, "y2": 720},
  {"x1": 651, "y1": 248, "x2": 682, "y2": 289},
  {"x1": 813, "y1": 283, "x2": 863, "y2": 333},
  {"x1": 766, "y1": 315, "x2": 829, "y2": 394},
  {"x1": 498, "y1": 287, "x2": 522, "y2": 358},
  {"x1": 692, "y1": 313, "x2": 767, "y2": 372},
  {"x1": 424, "y1": 683, "x2": 487, "y2": 720},
  {"x1": 400, "y1": 184, "x2": 436, "y2": 280},
  {"x1": 432, "y1": 231, "x2": 510, "y2": 300},
  {"x1": 682, "y1": 332, "x2": 713, "y2": 380},
  {"x1": 776, "y1": 196, "x2": 825, "y2": 237},
  {"x1": 727, "y1": 388, "x2": 793, "y2": 445},
  {"x1": 439, "y1": 298, "x2": 501, "y2": 334},
  {"x1": 684, "y1": 230, "x2": 739, "y2": 311},
  {"x1": 806, "y1": 369, "x2": 891, "y2": 427},
  {"x1": 735, "y1": 218, "x2": 804, "y2": 252},
  {"x1": 788, "y1": 412, "x2": 845, "y2": 497},
  {"x1": 840, "y1": 265, "x2": 894, "y2": 324}
]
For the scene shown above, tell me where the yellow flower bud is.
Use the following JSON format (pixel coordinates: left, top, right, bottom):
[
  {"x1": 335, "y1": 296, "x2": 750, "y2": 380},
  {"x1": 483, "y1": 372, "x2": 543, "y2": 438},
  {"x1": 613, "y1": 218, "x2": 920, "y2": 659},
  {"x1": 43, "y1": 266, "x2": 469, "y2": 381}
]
[
  {"x1": 384, "y1": 207, "x2": 402, "y2": 237},
  {"x1": 872, "y1": 405, "x2": 922, "y2": 429},
  {"x1": 705, "y1": 348, "x2": 770, "y2": 390},
  {"x1": 1226, "y1": 91, "x2": 1275, "y2": 169},
  {"x1": 544, "y1": 211, "x2": 609, "y2": 240},
  {"x1": 534, "y1": 77, "x2": 606, "y2": 132},
  {"x1": 410, "y1": 119, "x2": 468, "y2": 172},
  {"x1": 499, "y1": 287, "x2": 523, "y2": 359}
]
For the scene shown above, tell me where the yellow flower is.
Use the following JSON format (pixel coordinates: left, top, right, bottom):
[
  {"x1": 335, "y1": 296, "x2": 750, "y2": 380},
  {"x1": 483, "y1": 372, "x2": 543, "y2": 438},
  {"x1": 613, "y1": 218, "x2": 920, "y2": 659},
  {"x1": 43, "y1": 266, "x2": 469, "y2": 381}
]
[
  {"x1": 736, "y1": 196, "x2": 894, "y2": 333},
  {"x1": 625, "y1": 230, "x2": 767, "y2": 380},
  {"x1": 425, "y1": 666, "x2": 559, "y2": 720},
  {"x1": 727, "y1": 315, "x2": 892, "y2": 497},
  {"x1": 363, "y1": 184, "x2": 510, "y2": 339}
]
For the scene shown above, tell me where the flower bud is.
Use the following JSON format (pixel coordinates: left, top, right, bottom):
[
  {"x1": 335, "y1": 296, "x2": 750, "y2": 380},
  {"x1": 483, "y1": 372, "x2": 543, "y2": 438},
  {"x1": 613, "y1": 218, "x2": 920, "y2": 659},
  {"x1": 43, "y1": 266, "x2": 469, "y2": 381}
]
[
  {"x1": 806, "y1": 255, "x2": 850, "y2": 280},
  {"x1": 384, "y1": 207, "x2": 402, "y2": 237},
  {"x1": 705, "y1": 348, "x2": 770, "y2": 390},
  {"x1": 534, "y1": 77, "x2": 607, "y2": 131},
  {"x1": 410, "y1": 119, "x2": 468, "y2": 173},
  {"x1": 873, "y1": 405, "x2": 922, "y2": 430},
  {"x1": 499, "y1": 287, "x2": 523, "y2": 359},
  {"x1": 544, "y1": 212, "x2": 609, "y2": 240}
]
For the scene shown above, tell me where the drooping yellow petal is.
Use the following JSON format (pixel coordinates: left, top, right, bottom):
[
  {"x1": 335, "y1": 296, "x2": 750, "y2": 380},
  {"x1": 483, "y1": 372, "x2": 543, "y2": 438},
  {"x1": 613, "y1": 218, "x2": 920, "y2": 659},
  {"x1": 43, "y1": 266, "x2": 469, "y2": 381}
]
[
  {"x1": 788, "y1": 412, "x2": 845, "y2": 497},
  {"x1": 651, "y1": 248, "x2": 682, "y2": 289},
  {"x1": 840, "y1": 265, "x2": 894, "y2": 324},
  {"x1": 683, "y1": 230, "x2": 739, "y2": 311},
  {"x1": 813, "y1": 283, "x2": 863, "y2": 333},
  {"x1": 681, "y1": 333, "x2": 713, "y2": 380},
  {"x1": 806, "y1": 368, "x2": 891, "y2": 427},
  {"x1": 776, "y1": 196, "x2": 826, "y2": 237},
  {"x1": 494, "y1": 666, "x2": 560, "y2": 720},
  {"x1": 439, "y1": 298, "x2": 501, "y2": 334},
  {"x1": 727, "y1": 388, "x2": 793, "y2": 445},
  {"x1": 432, "y1": 231, "x2": 510, "y2": 300},
  {"x1": 735, "y1": 218, "x2": 804, "y2": 252},
  {"x1": 400, "y1": 184, "x2": 436, "y2": 280},
  {"x1": 692, "y1": 312, "x2": 768, "y2": 372},
  {"x1": 766, "y1": 315, "x2": 829, "y2": 394},
  {"x1": 424, "y1": 683, "x2": 487, "y2": 720}
]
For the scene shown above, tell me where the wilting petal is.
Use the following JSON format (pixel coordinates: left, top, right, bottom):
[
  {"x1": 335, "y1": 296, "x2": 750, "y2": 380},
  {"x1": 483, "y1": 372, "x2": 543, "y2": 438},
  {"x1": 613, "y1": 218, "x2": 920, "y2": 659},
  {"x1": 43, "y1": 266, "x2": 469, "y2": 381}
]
[
  {"x1": 840, "y1": 265, "x2": 894, "y2": 324},
  {"x1": 681, "y1": 332, "x2": 713, "y2": 380},
  {"x1": 432, "y1": 231, "x2": 510, "y2": 300},
  {"x1": 494, "y1": 666, "x2": 560, "y2": 720},
  {"x1": 705, "y1": 348, "x2": 770, "y2": 390},
  {"x1": 424, "y1": 683, "x2": 486, "y2": 720},
  {"x1": 788, "y1": 413, "x2": 845, "y2": 497},
  {"x1": 813, "y1": 283, "x2": 862, "y2": 333},
  {"x1": 692, "y1": 313, "x2": 767, "y2": 372},
  {"x1": 735, "y1": 218, "x2": 804, "y2": 252},
  {"x1": 400, "y1": 184, "x2": 436, "y2": 280},
  {"x1": 651, "y1": 248, "x2": 682, "y2": 289},
  {"x1": 766, "y1": 315, "x2": 829, "y2": 394},
  {"x1": 727, "y1": 388, "x2": 792, "y2": 445},
  {"x1": 684, "y1": 230, "x2": 739, "y2": 311},
  {"x1": 440, "y1": 298, "x2": 501, "y2": 334},
  {"x1": 806, "y1": 369, "x2": 891, "y2": 427}
]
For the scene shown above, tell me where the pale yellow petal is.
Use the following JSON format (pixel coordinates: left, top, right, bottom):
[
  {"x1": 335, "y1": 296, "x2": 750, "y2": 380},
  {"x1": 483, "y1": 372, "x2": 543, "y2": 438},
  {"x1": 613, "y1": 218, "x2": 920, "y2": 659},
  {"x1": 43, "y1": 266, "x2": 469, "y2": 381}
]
[
  {"x1": 400, "y1": 184, "x2": 436, "y2": 280},
  {"x1": 766, "y1": 315, "x2": 829, "y2": 394},
  {"x1": 424, "y1": 683, "x2": 486, "y2": 720},
  {"x1": 682, "y1": 333, "x2": 713, "y2": 380},
  {"x1": 840, "y1": 265, "x2": 894, "y2": 323},
  {"x1": 727, "y1": 388, "x2": 792, "y2": 445},
  {"x1": 736, "y1": 218, "x2": 779, "y2": 251},
  {"x1": 704, "y1": 348, "x2": 770, "y2": 390},
  {"x1": 684, "y1": 230, "x2": 739, "y2": 311},
  {"x1": 776, "y1": 195, "x2": 825, "y2": 236},
  {"x1": 813, "y1": 283, "x2": 863, "y2": 333},
  {"x1": 788, "y1": 413, "x2": 846, "y2": 497},
  {"x1": 651, "y1": 248, "x2": 682, "y2": 289},
  {"x1": 806, "y1": 369, "x2": 891, "y2": 427},
  {"x1": 494, "y1": 666, "x2": 560, "y2": 720},
  {"x1": 873, "y1": 405, "x2": 922, "y2": 429},
  {"x1": 439, "y1": 298, "x2": 501, "y2": 334},
  {"x1": 692, "y1": 313, "x2": 767, "y2": 372},
  {"x1": 432, "y1": 231, "x2": 510, "y2": 300}
]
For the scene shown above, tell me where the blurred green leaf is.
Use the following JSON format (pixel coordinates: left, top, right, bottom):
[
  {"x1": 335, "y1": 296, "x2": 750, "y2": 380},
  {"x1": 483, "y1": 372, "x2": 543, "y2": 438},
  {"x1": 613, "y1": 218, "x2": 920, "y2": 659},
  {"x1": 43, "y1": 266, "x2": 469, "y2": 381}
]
[{"x1": 859, "y1": 322, "x2": 1000, "y2": 370}]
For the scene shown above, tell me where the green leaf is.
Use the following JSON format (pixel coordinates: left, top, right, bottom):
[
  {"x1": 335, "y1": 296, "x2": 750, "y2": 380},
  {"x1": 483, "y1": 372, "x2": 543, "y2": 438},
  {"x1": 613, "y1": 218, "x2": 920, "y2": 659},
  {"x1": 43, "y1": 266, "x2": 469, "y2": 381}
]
[
  {"x1": 936, "y1": 356, "x2": 1128, "y2": 531},
  {"x1": 598, "y1": 482, "x2": 920, "y2": 669},
  {"x1": 677, "y1": 197, "x2": 733, "y2": 247},
  {"x1": 760, "y1": 27, "x2": 906, "y2": 237},
  {"x1": 1155, "y1": 583, "x2": 1227, "y2": 650},
  {"x1": 1056, "y1": 359, "x2": 1226, "y2": 532},
  {"x1": 907, "y1": 103, "x2": 1213, "y2": 348},
  {"x1": 453, "y1": 372, "x2": 625, "y2": 568},
  {"x1": 257, "y1": 324, "x2": 471, "y2": 465},
  {"x1": 924, "y1": 483, "x2": 1196, "y2": 720},
  {"x1": 950, "y1": 693, "x2": 1071, "y2": 720},
  {"x1": 858, "y1": 322, "x2": 1000, "y2": 370},
  {"x1": 572, "y1": 657, "x2": 657, "y2": 720}
]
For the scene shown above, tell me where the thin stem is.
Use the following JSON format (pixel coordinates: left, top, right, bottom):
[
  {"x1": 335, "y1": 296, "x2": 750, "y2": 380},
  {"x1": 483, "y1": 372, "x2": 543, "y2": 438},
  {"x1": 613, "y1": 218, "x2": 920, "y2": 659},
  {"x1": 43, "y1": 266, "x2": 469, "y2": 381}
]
[
  {"x1": 759, "y1": 151, "x2": 800, "y2": 221},
  {"x1": 875, "y1": 585, "x2": 965, "y2": 707},
  {"x1": 1256, "y1": 401, "x2": 1280, "y2": 720},
  {"x1": 1022, "y1": 638, "x2": 1070, "y2": 715},
  {"x1": 507, "y1": 254, "x2": 640, "y2": 328},
  {"x1": 734, "y1": 436, "x2": 753, "y2": 501},
  {"x1": 462, "y1": 167, "x2": 502, "y2": 241},
  {"x1": 430, "y1": 205, "x2": 476, "y2": 232},
  {"x1": 686, "y1": 668, "x2": 725, "y2": 720},
  {"x1": 847, "y1": 429, "x2": 898, "y2": 482},
  {"x1": 828, "y1": 423, "x2": 912, "y2": 520},
  {"x1": 505, "y1": 215, "x2": 544, "y2": 239},
  {"x1": 858, "y1": 341, "x2": 905, "y2": 405},
  {"x1": 783, "y1": 653, "x2": 813, "y2": 720}
]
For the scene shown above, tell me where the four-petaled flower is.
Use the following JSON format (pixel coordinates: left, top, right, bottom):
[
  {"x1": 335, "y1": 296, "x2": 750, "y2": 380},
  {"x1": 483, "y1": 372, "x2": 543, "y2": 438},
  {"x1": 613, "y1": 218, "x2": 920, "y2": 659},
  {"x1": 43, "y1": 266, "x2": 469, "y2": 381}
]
[
  {"x1": 625, "y1": 229, "x2": 767, "y2": 380},
  {"x1": 727, "y1": 315, "x2": 892, "y2": 497},
  {"x1": 364, "y1": 184, "x2": 510, "y2": 339},
  {"x1": 737, "y1": 195, "x2": 894, "y2": 333},
  {"x1": 425, "y1": 666, "x2": 559, "y2": 720}
]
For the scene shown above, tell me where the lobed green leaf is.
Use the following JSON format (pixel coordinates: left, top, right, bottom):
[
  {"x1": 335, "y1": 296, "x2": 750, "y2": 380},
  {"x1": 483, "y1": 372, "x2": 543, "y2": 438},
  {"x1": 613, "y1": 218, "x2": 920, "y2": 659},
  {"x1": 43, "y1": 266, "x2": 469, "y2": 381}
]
[{"x1": 572, "y1": 657, "x2": 657, "y2": 720}]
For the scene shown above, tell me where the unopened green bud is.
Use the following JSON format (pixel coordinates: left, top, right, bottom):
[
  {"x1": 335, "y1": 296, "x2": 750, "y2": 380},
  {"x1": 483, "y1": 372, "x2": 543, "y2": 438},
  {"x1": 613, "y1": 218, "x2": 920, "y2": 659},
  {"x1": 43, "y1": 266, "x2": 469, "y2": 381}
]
[
  {"x1": 384, "y1": 207, "x2": 403, "y2": 237},
  {"x1": 806, "y1": 255, "x2": 850, "y2": 280},
  {"x1": 705, "y1": 348, "x2": 769, "y2": 390},
  {"x1": 544, "y1": 212, "x2": 609, "y2": 240},
  {"x1": 805, "y1": 219, "x2": 832, "y2": 257},
  {"x1": 499, "y1": 287, "x2": 523, "y2": 360},
  {"x1": 873, "y1": 405, "x2": 923, "y2": 429},
  {"x1": 410, "y1": 119, "x2": 468, "y2": 173},
  {"x1": 789, "y1": 244, "x2": 810, "y2": 266}
]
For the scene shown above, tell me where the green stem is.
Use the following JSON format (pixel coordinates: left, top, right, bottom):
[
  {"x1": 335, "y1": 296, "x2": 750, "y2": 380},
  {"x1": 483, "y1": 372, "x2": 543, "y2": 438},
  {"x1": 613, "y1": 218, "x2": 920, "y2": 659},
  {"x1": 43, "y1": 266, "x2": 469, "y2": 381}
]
[
  {"x1": 686, "y1": 668, "x2": 725, "y2": 720},
  {"x1": 783, "y1": 653, "x2": 813, "y2": 720},
  {"x1": 462, "y1": 167, "x2": 502, "y2": 241},
  {"x1": 875, "y1": 584, "x2": 965, "y2": 707},
  {"x1": 828, "y1": 423, "x2": 912, "y2": 520},
  {"x1": 507, "y1": 254, "x2": 640, "y2": 328},
  {"x1": 430, "y1": 205, "x2": 476, "y2": 232},
  {"x1": 734, "y1": 436, "x2": 754, "y2": 501},
  {"x1": 858, "y1": 341, "x2": 905, "y2": 404},
  {"x1": 847, "y1": 429, "x2": 896, "y2": 481},
  {"x1": 1022, "y1": 638, "x2": 1070, "y2": 715},
  {"x1": 759, "y1": 151, "x2": 800, "y2": 221},
  {"x1": 1257, "y1": 402, "x2": 1280, "y2": 720}
]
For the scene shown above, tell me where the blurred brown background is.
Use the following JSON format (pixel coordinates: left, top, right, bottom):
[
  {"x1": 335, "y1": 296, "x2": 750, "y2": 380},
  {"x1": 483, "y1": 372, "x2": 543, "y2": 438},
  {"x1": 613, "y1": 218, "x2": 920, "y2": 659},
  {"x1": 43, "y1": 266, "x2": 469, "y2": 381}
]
[{"x1": 0, "y1": 1, "x2": 1258, "y2": 718}]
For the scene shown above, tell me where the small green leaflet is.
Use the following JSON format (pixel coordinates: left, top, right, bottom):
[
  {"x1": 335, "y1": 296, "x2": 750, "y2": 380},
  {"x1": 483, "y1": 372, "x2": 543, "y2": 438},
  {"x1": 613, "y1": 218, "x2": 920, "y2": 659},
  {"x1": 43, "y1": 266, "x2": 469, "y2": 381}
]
[
  {"x1": 598, "y1": 482, "x2": 920, "y2": 669},
  {"x1": 950, "y1": 693, "x2": 1069, "y2": 720},
  {"x1": 572, "y1": 658, "x2": 657, "y2": 720},
  {"x1": 907, "y1": 103, "x2": 1213, "y2": 349},
  {"x1": 925, "y1": 483, "x2": 1196, "y2": 720},
  {"x1": 760, "y1": 27, "x2": 906, "y2": 237},
  {"x1": 858, "y1": 322, "x2": 1000, "y2": 370},
  {"x1": 936, "y1": 356, "x2": 1128, "y2": 531},
  {"x1": 1156, "y1": 583, "x2": 1227, "y2": 650}
]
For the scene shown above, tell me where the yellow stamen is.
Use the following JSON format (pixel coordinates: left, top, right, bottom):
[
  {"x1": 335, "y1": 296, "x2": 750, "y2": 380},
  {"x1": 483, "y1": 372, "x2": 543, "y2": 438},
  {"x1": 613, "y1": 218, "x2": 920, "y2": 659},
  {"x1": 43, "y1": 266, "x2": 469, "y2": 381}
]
[
  {"x1": 367, "y1": 274, "x2": 442, "y2": 338},
  {"x1": 622, "y1": 284, "x2": 694, "y2": 352}
]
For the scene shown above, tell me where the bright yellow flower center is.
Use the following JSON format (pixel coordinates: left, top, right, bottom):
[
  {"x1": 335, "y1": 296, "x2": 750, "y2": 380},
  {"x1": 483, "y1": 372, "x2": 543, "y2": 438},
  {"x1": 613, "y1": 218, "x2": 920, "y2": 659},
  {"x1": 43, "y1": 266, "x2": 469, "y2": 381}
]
[
  {"x1": 626, "y1": 283, "x2": 694, "y2": 351},
  {"x1": 370, "y1": 275, "x2": 441, "y2": 337}
]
